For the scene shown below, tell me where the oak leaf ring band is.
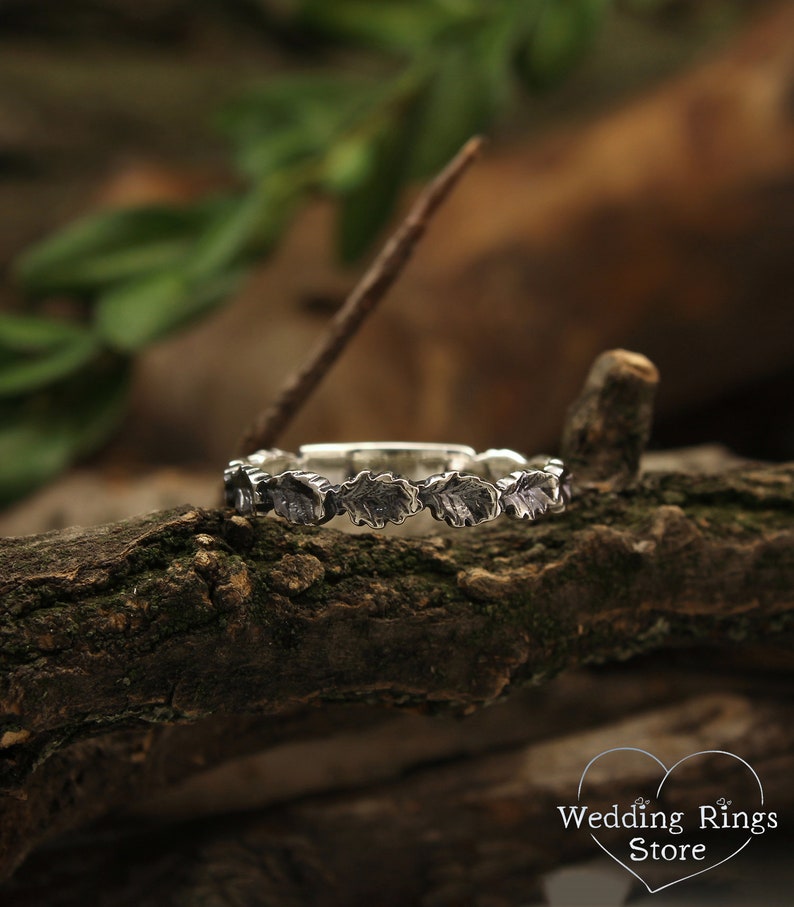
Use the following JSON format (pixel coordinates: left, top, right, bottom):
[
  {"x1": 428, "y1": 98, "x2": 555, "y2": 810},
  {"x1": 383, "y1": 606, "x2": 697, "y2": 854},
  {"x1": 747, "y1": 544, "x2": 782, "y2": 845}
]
[{"x1": 224, "y1": 443, "x2": 570, "y2": 530}]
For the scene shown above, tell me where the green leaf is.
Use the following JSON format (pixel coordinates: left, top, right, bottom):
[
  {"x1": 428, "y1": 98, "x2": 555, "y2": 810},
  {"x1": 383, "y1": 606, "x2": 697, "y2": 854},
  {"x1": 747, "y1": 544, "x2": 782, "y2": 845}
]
[
  {"x1": 220, "y1": 75, "x2": 365, "y2": 135},
  {"x1": 0, "y1": 357, "x2": 130, "y2": 505},
  {"x1": 220, "y1": 75, "x2": 371, "y2": 145},
  {"x1": 17, "y1": 205, "x2": 204, "y2": 296},
  {"x1": 335, "y1": 105, "x2": 421, "y2": 263},
  {"x1": 232, "y1": 128, "x2": 323, "y2": 182},
  {"x1": 409, "y1": 37, "x2": 505, "y2": 178},
  {"x1": 0, "y1": 330, "x2": 100, "y2": 397},
  {"x1": 618, "y1": 0, "x2": 673, "y2": 13},
  {"x1": 296, "y1": 0, "x2": 451, "y2": 53},
  {"x1": 516, "y1": 0, "x2": 608, "y2": 90},
  {"x1": 95, "y1": 267, "x2": 243, "y2": 352},
  {"x1": 0, "y1": 313, "x2": 89, "y2": 351},
  {"x1": 186, "y1": 190, "x2": 289, "y2": 280},
  {"x1": 322, "y1": 137, "x2": 375, "y2": 193},
  {"x1": 219, "y1": 74, "x2": 381, "y2": 181},
  {"x1": 0, "y1": 417, "x2": 78, "y2": 505}
]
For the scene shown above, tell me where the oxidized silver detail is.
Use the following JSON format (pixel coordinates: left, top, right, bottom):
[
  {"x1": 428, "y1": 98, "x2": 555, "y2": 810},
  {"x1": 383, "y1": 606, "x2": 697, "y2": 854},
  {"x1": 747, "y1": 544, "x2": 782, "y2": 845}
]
[
  {"x1": 224, "y1": 445, "x2": 571, "y2": 528},
  {"x1": 224, "y1": 462, "x2": 271, "y2": 516},
  {"x1": 265, "y1": 471, "x2": 336, "y2": 525},
  {"x1": 542, "y1": 457, "x2": 572, "y2": 505},
  {"x1": 419, "y1": 472, "x2": 500, "y2": 527},
  {"x1": 337, "y1": 471, "x2": 422, "y2": 529},
  {"x1": 497, "y1": 464, "x2": 566, "y2": 520}
]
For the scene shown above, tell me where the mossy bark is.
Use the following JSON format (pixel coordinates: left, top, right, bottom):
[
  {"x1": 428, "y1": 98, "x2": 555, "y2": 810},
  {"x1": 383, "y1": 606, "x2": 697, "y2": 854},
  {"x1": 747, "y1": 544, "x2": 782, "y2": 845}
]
[
  {"x1": 0, "y1": 461, "x2": 792, "y2": 879},
  {"x1": 1, "y1": 349, "x2": 791, "y2": 889}
]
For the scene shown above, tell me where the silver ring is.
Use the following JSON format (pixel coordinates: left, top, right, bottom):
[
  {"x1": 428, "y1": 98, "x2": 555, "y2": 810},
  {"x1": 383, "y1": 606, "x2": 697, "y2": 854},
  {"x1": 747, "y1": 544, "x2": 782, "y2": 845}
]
[{"x1": 224, "y1": 443, "x2": 571, "y2": 529}]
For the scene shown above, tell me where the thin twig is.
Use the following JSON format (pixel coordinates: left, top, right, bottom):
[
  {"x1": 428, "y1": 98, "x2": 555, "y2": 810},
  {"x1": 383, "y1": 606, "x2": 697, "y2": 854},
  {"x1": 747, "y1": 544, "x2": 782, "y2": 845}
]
[{"x1": 237, "y1": 136, "x2": 485, "y2": 455}]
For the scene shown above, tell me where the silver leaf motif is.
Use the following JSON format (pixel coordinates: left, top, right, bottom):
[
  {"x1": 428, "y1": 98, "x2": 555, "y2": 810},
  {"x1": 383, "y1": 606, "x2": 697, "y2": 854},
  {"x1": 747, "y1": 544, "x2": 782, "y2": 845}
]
[
  {"x1": 542, "y1": 458, "x2": 572, "y2": 506},
  {"x1": 497, "y1": 469, "x2": 562, "y2": 520},
  {"x1": 266, "y1": 471, "x2": 335, "y2": 525},
  {"x1": 419, "y1": 472, "x2": 500, "y2": 528},
  {"x1": 225, "y1": 449, "x2": 570, "y2": 527},
  {"x1": 337, "y1": 471, "x2": 422, "y2": 529},
  {"x1": 224, "y1": 463, "x2": 271, "y2": 515}
]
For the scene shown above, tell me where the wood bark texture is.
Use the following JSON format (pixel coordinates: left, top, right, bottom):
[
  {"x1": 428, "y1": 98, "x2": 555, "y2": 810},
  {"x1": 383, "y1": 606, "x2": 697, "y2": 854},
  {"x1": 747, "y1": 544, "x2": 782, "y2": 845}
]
[{"x1": 0, "y1": 349, "x2": 792, "y2": 896}]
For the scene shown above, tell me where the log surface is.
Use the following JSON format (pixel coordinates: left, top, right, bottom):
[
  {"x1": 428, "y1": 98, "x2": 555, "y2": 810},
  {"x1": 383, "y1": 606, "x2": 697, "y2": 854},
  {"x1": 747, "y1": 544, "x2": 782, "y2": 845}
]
[
  {"x1": 1, "y1": 349, "x2": 792, "y2": 888},
  {"x1": 2, "y1": 463, "x2": 792, "y2": 792}
]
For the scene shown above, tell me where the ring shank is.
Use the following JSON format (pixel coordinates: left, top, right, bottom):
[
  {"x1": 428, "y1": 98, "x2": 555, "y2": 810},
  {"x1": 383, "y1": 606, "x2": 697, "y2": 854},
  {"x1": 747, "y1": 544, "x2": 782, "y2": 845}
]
[
  {"x1": 226, "y1": 443, "x2": 568, "y2": 528},
  {"x1": 297, "y1": 442, "x2": 478, "y2": 482},
  {"x1": 246, "y1": 443, "x2": 534, "y2": 482}
]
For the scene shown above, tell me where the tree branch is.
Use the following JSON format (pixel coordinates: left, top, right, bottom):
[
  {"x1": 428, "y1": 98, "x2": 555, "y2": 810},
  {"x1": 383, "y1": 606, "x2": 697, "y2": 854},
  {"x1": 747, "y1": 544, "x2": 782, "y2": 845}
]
[
  {"x1": 7, "y1": 692, "x2": 794, "y2": 906},
  {"x1": 236, "y1": 136, "x2": 485, "y2": 454},
  {"x1": 1, "y1": 348, "x2": 792, "y2": 881},
  {"x1": 561, "y1": 348, "x2": 659, "y2": 488},
  {"x1": 2, "y1": 464, "x2": 791, "y2": 783}
]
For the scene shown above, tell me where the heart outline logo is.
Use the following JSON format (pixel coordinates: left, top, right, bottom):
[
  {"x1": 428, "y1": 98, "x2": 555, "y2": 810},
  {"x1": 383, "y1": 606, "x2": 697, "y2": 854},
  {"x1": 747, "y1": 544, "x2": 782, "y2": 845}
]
[{"x1": 577, "y1": 747, "x2": 764, "y2": 894}]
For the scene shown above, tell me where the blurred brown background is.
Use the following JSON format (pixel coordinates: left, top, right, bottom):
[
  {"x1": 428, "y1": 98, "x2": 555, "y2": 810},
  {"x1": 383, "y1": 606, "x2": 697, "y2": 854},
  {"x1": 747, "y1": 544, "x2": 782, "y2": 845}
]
[
  {"x1": 0, "y1": 1, "x2": 792, "y2": 517},
  {"x1": 1, "y1": 5, "x2": 793, "y2": 905}
]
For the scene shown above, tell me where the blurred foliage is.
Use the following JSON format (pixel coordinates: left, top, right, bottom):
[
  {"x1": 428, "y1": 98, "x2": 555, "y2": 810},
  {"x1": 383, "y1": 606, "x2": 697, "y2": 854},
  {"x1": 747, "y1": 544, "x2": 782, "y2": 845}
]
[{"x1": 4, "y1": 0, "x2": 615, "y2": 503}]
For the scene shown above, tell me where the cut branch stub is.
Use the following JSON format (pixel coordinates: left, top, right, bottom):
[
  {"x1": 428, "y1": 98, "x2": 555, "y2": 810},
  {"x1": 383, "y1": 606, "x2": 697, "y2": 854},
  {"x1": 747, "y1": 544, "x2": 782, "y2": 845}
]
[{"x1": 561, "y1": 348, "x2": 659, "y2": 488}]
